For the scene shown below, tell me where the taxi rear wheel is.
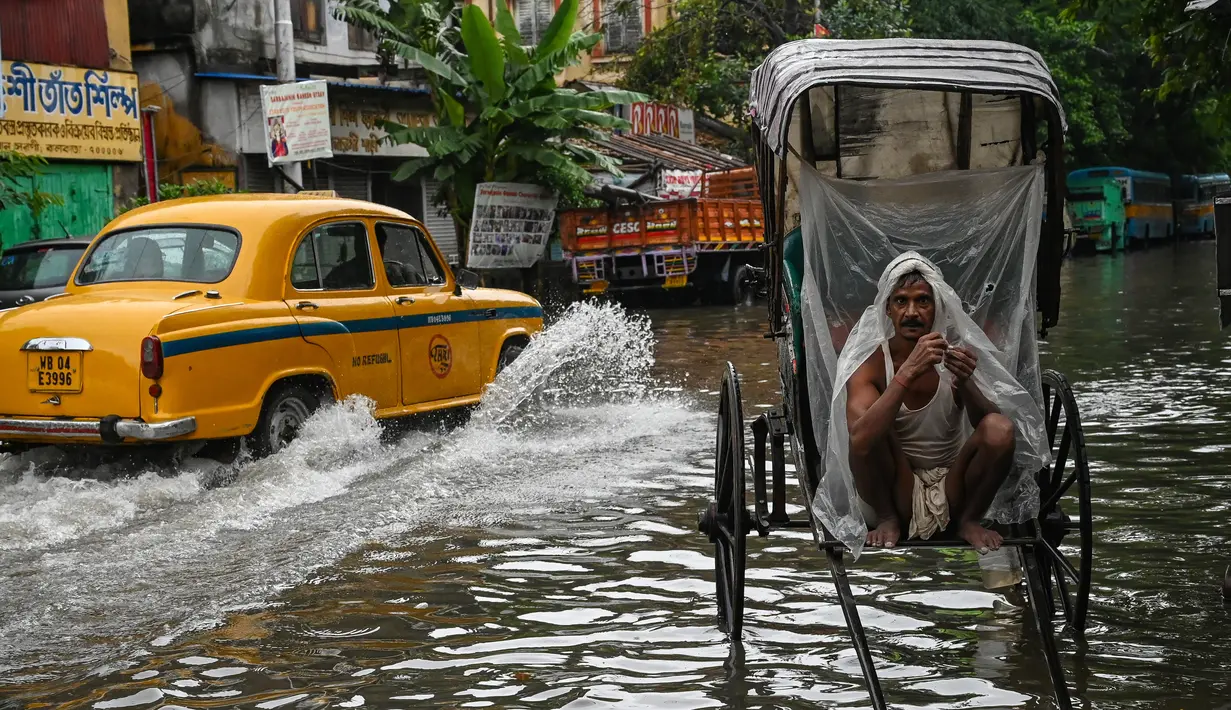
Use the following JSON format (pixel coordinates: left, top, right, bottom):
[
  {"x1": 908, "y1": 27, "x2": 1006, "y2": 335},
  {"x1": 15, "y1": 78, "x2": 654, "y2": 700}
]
[{"x1": 249, "y1": 383, "x2": 319, "y2": 457}]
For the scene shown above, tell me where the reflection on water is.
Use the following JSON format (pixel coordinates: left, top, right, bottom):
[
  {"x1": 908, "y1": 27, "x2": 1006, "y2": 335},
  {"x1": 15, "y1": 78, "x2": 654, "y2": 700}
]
[{"x1": 2, "y1": 246, "x2": 1230, "y2": 709}]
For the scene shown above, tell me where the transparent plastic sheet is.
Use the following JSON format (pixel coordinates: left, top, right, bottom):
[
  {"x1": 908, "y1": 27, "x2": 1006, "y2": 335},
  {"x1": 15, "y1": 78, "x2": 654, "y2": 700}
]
[{"x1": 797, "y1": 162, "x2": 1051, "y2": 558}]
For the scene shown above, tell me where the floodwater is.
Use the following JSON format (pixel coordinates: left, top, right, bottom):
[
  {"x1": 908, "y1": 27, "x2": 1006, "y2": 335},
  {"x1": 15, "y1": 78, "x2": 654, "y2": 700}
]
[{"x1": 1, "y1": 243, "x2": 1228, "y2": 709}]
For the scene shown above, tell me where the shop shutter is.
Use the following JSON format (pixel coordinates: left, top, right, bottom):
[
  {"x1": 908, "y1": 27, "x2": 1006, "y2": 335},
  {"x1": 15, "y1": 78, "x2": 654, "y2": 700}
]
[
  {"x1": 421, "y1": 179, "x2": 459, "y2": 263},
  {"x1": 243, "y1": 155, "x2": 277, "y2": 193},
  {"x1": 329, "y1": 163, "x2": 371, "y2": 200}
]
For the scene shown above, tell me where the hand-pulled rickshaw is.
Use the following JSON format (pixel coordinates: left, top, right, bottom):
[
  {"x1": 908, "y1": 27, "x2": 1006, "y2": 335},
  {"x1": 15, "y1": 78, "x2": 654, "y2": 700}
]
[{"x1": 696, "y1": 39, "x2": 1093, "y2": 709}]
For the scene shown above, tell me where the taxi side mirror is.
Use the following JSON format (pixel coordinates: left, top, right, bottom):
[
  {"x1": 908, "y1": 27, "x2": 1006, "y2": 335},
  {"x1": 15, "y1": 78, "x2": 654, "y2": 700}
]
[{"x1": 455, "y1": 268, "x2": 481, "y2": 290}]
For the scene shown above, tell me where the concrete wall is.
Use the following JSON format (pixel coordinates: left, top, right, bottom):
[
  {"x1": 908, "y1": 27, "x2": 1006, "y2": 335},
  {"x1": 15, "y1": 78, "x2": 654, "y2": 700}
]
[
  {"x1": 192, "y1": 0, "x2": 382, "y2": 69},
  {"x1": 105, "y1": 0, "x2": 134, "y2": 71},
  {"x1": 135, "y1": 51, "x2": 241, "y2": 183}
]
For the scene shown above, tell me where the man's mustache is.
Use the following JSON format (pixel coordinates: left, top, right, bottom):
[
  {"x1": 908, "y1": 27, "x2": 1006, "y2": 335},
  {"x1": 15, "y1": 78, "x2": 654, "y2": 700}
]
[{"x1": 901, "y1": 318, "x2": 926, "y2": 328}]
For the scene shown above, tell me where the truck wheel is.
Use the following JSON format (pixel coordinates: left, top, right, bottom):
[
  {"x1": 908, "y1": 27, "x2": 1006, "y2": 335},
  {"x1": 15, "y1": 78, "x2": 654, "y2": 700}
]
[
  {"x1": 731, "y1": 264, "x2": 754, "y2": 305},
  {"x1": 248, "y1": 382, "x2": 319, "y2": 457},
  {"x1": 497, "y1": 340, "x2": 526, "y2": 374}
]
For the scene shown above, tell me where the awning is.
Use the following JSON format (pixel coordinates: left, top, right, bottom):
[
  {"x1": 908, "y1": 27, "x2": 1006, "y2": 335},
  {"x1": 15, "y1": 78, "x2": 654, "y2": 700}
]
[
  {"x1": 590, "y1": 133, "x2": 747, "y2": 173},
  {"x1": 194, "y1": 72, "x2": 431, "y2": 95}
]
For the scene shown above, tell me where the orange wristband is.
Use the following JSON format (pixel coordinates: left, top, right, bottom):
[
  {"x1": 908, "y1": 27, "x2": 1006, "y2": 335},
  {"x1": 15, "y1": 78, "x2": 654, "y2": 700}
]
[{"x1": 892, "y1": 374, "x2": 910, "y2": 389}]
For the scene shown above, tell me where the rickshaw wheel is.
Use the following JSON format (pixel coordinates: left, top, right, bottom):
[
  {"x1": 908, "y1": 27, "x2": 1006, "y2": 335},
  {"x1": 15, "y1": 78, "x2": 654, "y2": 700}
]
[
  {"x1": 1037, "y1": 369, "x2": 1094, "y2": 636},
  {"x1": 707, "y1": 361, "x2": 748, "y2": 639}
]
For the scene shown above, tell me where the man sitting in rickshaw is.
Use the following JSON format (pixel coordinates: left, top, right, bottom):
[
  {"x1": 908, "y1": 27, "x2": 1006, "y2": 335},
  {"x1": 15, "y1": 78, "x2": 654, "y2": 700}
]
[{"x1": 844, "y1": 253, "x2": 1017, "y2": 553}]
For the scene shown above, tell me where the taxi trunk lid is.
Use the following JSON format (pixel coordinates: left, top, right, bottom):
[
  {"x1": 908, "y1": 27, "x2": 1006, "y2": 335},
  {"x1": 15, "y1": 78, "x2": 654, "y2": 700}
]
[{"x1": 0, "y1": 293, "x2": 189, "y2": 419}]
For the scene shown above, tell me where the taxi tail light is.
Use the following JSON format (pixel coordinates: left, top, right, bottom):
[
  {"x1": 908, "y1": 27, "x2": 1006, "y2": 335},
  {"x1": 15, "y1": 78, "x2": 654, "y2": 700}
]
[{"x1": 141, "y1": 336, "x2": 164, "y2": 380}]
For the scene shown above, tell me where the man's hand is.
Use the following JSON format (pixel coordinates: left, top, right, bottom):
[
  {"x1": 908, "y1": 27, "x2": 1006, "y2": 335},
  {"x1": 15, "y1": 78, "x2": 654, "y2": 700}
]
[
  {"x1": 944, "y1": 346, "x2": 978, "y2": 386},
  {"x1": 897, "y1": 332, "x2": 947, "y2": 383}
]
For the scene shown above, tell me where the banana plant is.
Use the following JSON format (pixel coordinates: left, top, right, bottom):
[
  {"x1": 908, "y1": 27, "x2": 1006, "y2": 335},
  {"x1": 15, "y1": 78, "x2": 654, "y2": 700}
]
[{"x1": 336, "y1": 0, "x2": 647, "y2": 265}]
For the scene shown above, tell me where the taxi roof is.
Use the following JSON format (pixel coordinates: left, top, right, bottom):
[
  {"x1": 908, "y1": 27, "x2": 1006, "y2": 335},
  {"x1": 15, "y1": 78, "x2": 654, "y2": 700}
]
[
  {"x1": 110, "y1": 193, "x2": 415, "y2": 234},
  {"x1": 95, "y1": 193, "x2": 428, "y2": 301}
]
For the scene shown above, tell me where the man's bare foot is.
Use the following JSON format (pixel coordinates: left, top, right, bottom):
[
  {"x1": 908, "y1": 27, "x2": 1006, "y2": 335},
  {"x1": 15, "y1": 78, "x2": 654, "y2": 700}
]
[
  {"x1": 959, "y1": 520, "x2": 1003, "y2": 554},
  {"x1": 866, "y1": 517, "x2": 901, "y2": 548}
]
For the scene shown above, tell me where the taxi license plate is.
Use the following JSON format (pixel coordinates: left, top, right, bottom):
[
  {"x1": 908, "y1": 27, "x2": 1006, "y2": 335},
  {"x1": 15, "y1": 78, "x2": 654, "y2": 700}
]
[
  {"x1": 28, "y1": 352, "x2": 83, "y2": 393},
  {"x1": 584, "y1": 280, "x2": 609, "y2": 294},
  {"x1": 664, "y1": 275, "x2": 688, "y2": 288}
]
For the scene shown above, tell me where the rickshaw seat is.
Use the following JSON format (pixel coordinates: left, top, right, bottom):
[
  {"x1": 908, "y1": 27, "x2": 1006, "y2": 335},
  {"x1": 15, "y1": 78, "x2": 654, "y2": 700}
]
[{"x1": 782, "y1": 226, "x2": 805, "y2": 358}]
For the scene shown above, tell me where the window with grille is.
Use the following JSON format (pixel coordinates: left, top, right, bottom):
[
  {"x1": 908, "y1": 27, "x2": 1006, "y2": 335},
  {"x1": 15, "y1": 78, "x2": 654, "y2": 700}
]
[
  {"x1": 602, "y1": 0, "x2": 643, "y2": 55},
  {"x1": 293, "y1": 0, "x2": 326, "y2": 44}
]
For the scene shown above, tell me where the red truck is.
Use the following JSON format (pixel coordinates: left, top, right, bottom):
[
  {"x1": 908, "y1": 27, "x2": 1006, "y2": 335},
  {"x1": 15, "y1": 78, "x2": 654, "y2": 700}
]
[{"x1": 559, "y1": 168, "x2": 765, "y2": 303}]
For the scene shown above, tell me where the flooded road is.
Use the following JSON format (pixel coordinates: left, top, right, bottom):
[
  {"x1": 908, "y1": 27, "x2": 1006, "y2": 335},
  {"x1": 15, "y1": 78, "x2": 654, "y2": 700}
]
[{"x1": 1, "y1": 243, "x2": 1228, "y2": 709}]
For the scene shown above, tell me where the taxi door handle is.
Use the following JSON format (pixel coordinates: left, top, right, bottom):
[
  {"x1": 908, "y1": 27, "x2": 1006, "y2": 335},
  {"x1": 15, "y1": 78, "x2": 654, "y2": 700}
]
[
  {"x1": 296, "y1": 301, "x2": 319, "y2": 311},
  {"x1": 396, "y1": 296, "x2": 416, "y2": 305}
]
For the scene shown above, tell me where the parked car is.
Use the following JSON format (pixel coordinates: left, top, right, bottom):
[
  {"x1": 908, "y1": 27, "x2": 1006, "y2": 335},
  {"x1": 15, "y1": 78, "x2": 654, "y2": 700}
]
[
  {"x1": 0, "y1": 194, "x2": 542, "y2": 455},
  {"x1": 0, "y1": 238, "x2": 92, "y2": 309}
]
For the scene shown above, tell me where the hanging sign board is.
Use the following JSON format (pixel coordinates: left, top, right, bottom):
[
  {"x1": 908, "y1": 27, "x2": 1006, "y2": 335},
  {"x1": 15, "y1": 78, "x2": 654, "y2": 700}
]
[
  {"x1": 260, "y1": 80, "x2": 333, "y2": 165},
  {"x1": 467, "y1": 183, "x2": 558, "y2": 269}
]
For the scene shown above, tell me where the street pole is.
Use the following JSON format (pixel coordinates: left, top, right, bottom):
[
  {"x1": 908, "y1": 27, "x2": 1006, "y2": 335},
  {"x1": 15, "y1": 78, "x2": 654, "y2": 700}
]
[{"x1": 274, "y1": 0, "x2": 303, "y2": 192}]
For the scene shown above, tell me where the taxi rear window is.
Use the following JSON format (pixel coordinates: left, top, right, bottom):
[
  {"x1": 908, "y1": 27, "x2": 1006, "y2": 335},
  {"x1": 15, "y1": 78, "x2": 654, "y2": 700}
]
[{"x1": 76, "y1": 227, "x2": 240, "y2": 285}]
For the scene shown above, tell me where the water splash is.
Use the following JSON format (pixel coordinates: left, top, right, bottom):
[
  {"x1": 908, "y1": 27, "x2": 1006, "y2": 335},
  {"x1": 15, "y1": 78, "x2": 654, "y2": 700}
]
[{"x1": 474, "y1": 301, "x2": 657, "y2": 426}]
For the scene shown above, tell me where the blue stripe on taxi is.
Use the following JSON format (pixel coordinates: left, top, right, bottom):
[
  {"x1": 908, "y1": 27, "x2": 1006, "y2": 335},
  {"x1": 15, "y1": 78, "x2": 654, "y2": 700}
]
[{"x1": 163, "y1": 306, "x2": 543, "y2": 358}]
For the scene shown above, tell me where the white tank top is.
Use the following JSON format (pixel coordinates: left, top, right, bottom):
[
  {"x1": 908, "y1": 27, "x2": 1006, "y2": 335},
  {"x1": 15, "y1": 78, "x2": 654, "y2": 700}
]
[{"x1": 882, "y1": 341, "x2": 965, "y2": 469}]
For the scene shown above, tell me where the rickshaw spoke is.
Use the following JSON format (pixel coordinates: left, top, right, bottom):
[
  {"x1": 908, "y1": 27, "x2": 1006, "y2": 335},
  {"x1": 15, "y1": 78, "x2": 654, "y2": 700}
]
[
  {"x1": 1042, "y1": 539, "x2": 1081, "y2": 583},
  {"x1": 1052, "y1": 555, "x2": 1076, "y2": 626},
  {"x1": 1043, "y1": 471, "x2": 1078, "y2": 514},
  {"x1": 1050, "y1": 425, "x2": 1073, "y2": 495},
  {"x1": 1047, "y1": 393, "x2": 1064, "y2": 448}
]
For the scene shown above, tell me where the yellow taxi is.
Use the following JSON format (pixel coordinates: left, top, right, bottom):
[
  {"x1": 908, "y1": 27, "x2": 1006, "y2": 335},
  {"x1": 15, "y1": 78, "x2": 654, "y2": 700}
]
[{"x1": 0, "y1": 193, "x2": 543, "y2": 455}]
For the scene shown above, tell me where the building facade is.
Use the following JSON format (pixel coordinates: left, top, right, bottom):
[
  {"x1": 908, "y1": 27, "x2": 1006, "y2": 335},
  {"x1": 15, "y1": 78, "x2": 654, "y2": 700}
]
[
  {"x1": 128, "y1": 0, "x2": 458, "y2": 257},
  {"x1": 0, "y1": 0, "x2": 142, "y2": 246},
  {"x1": 125, "y1": 0, "x2": 679, "y2": 261}
]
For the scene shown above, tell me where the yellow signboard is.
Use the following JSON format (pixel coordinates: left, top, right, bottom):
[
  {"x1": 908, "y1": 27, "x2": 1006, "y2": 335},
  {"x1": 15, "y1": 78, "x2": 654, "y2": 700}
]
[{"x1": 0, "y1": 61, "x2": 142, "y2": 162}]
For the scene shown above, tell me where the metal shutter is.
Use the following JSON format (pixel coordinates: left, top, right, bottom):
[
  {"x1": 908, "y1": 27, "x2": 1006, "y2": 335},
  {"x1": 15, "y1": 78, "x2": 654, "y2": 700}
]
[
  {"x1": 421, "y1": 180, "x2": 459, "y2": 263},
  {"x1": 329, "y1": 163, "x2": 370, "y2": 200},
  {"x1": 244, "y1": 154, "x2": 276, "y2": 193}
]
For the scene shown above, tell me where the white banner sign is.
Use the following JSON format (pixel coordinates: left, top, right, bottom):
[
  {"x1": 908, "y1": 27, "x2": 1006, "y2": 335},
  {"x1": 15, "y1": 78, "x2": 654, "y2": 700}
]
[
  {"x1": 658, "y1": 169, "x2": 703, "y2": 199},
  {"x1": 467, "y1": 183, "x2": 558, "y2": 269},
  {"x1": 260, "y1": 80, "x2": 333, "y2": 165}
]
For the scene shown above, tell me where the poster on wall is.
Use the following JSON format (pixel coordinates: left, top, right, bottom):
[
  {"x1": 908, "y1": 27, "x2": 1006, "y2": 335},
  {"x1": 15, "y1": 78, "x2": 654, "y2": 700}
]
[
  {"x1": 260, "y1": 80, "x2": 333, "y2": 165},
  {"x1": 467, "y1": 183, "x2": 558, "y2": 269}
]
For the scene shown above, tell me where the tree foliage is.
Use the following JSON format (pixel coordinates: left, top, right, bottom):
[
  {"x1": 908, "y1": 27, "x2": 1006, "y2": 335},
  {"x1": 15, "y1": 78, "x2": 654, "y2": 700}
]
[
  {"x1": 624, "y1": 0, "x2": 1231, "y2": 174},
  {"x1": 337, "y1": 0, "x2": 646, "y2": 265},
  {"x1": 0, "y1": 151, "x2": 63, "y2": 217},
  {"x1": 119, "y1": 178, "x2": 237, "y2": 214}
]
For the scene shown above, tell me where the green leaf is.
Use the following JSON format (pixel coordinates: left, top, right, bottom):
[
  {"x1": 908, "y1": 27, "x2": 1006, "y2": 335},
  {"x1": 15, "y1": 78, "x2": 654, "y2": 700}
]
[
  {"x1": 391, "y1": 42, "x2": 467, "y2": 88},
  {"x1": 535, "y1": 0, "x2": 579, "y2": 59},
  {"x1": 461, "y1": 4, "x2": 506, "y2": 103},
  {"x1": 495, "y1": 0, "x2": 531, "y2": 66},
  {"x1": 391, "y1": 157, "x2": 434, "y2": 182},
  {"x1": 440, "y1": 91, "x2": 466, "y2": 126}
]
